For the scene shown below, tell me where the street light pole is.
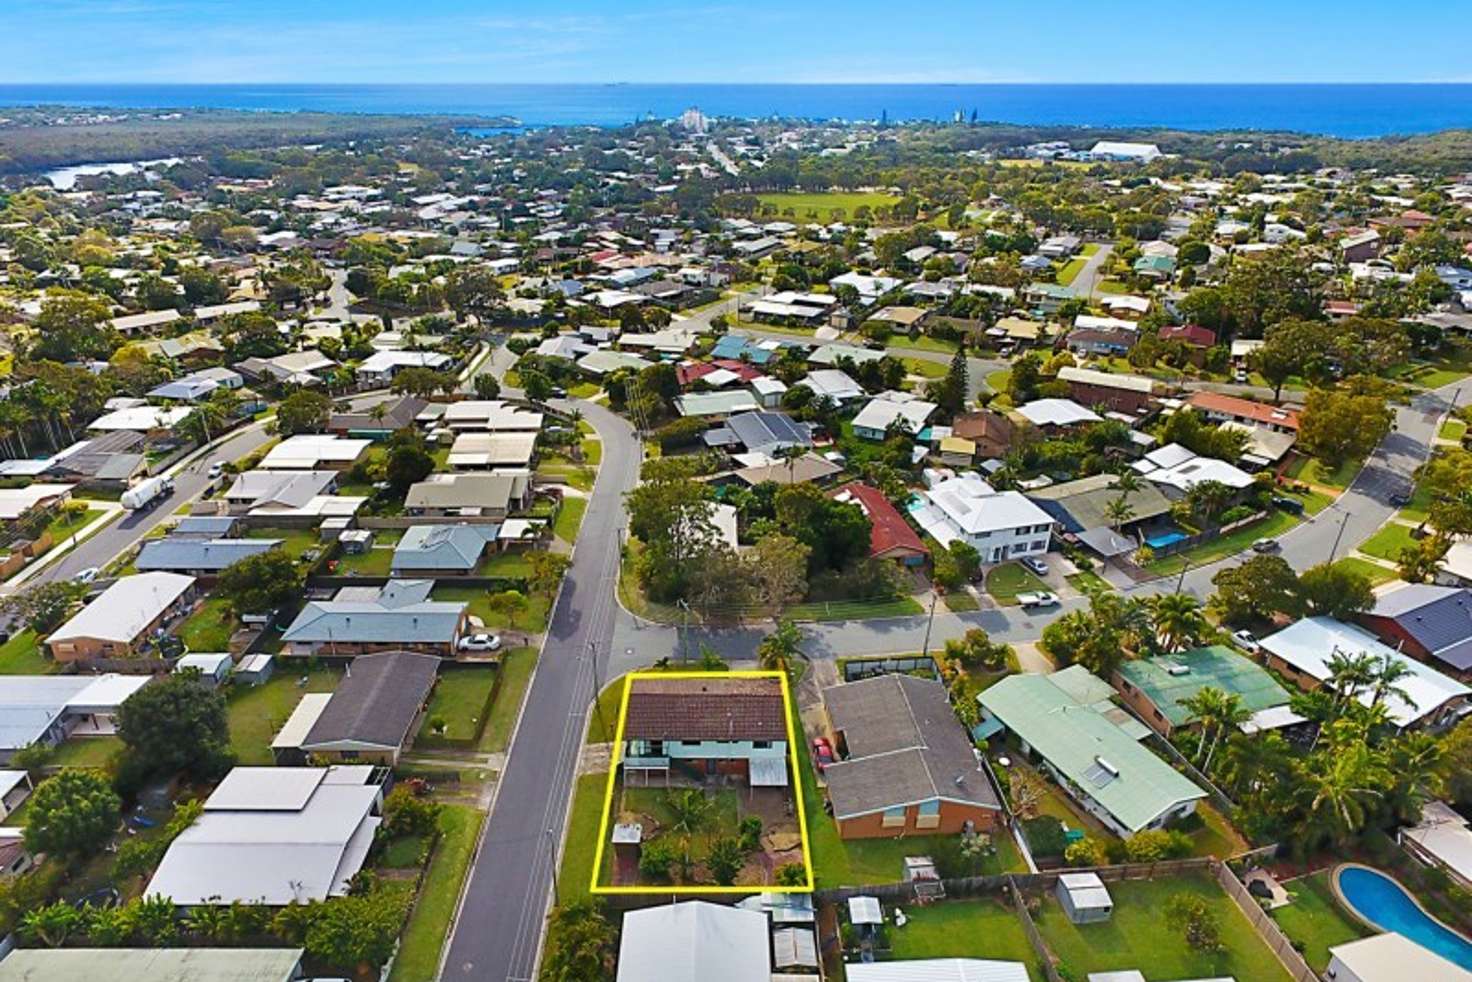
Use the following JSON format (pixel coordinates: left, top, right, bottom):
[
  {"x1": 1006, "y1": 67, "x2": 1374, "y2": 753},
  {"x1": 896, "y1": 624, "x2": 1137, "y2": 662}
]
[
  {"x1": 677, "y1": 599, "x2": 690, "y2": 664},
  {"x1": 920, "y1": 590, "x2": 939, "y2": 660},
  {"x1": 545, "y1": 827, "x2": 561, "y2": 905},
  {"x1": 587, "y1": 640, "x2": 609, "y2": 739},
  {"x1": 1328, "y1": 510, "x2": 1352, "y2": 564},
  {"x1": 1175, "y1": 557, "x2": 1191, "y2": 595}
]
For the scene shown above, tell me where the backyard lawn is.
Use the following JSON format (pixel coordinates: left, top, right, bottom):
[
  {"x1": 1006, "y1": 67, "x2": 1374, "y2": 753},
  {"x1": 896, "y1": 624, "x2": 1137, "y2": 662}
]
[
  {"x1": 416, "y1": 667, "x2": 497, "y2": 746},
  {"x1": 554, "y1": 497, "x2": 587, "y2": 545},
  {"x1": 480, "y1": 646, "x2": 537, "y2": 753},
  {"x1": 1145, "y1": 510, "x2": 1300, "y2": 577},
  {"x1": 332, "y1": 530, "x2": 401, "y2": 575},
  {"x1": 0, "y1": 629, "x2": 52, "y2": 674},
  {"x1": 1033, "y1": 873, "x2": 1292, "y2": 982},
  {"x1": 1269, "y1": 871, "x2": 1369, "y2": 972},
  {"x1": 226, "y1": 666, "x2": 342, "y2": 765},
  {"x1": 48, "y1": 735, "x2": 124, "y2": 770},
  {"x1": 886, "y1": 898, "x2": 1043, "y2": 980},
  {"x1": 388, "y1": 804, "x2": 485, "y2": 982},
  {"x1": 174, "y1": 597, "x2": 238, "y2": 652},
  {"x1": 246, "y1": 526, "x2": 321, "y2": 560},
  {"x1": 433, "y1": 584, "x2": 552, "y2": 634},
  {"x1": 986, "y1": 562, "x2": 1048, "y2": 605},
  {"x1": 1356, "y1": 522, "x2": 1418, "y2": 562}
]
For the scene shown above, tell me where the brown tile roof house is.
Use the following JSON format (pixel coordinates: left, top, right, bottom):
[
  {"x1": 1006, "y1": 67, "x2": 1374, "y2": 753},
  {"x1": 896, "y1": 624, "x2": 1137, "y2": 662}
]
[
  {"x1": 821, "y1": 674, "x2": 1002, "y2": 840},
  {"x1": 1186, "y1": 390, "x2": 1300, "y2": 432},
  {"x1": 623, "y1": 677, "x2": 786, "y2": 742},
  {"x1": 951, "y1": 410, "x2": 1016, "y2": 459},
  {"x1": 296, "y1": 651, "x2": 439, "y2": 765}
]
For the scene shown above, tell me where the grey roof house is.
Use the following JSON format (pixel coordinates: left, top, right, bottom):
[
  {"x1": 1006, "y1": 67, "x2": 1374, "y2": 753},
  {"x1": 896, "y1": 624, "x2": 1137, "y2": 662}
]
[
  {"x1": 703, "y1": 411, "x2": 813, "y2": 457},
  {"x1": 275, "y1": 651, "x2": 440, "y2": 765},
  {"x1": 391, "y1": 525, "x2": 498, "y2": 576},
  {"x1": 1361, "y1": 583, "x2": 1472, "y2": 675},
  {"x1": 136, "y1": 537, "x2": 281, "y2": 575},
  {"x1": 280, "y1": 580, "x2": 468, "y2": 657}
]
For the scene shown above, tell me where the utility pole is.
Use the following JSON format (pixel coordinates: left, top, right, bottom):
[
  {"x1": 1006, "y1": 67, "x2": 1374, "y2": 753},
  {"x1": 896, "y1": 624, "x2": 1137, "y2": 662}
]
[
  {"x1": 586, "y1": 640, "x2": 609, "y2": 740},
  {"x1": 920, "y1": 590, "x2": 939, "y2": 660},
  {"x1": 677, "y1": 599, "x2": 691, "y2": 664},
  {"x1": 1175, "y1": 557, "x2": 1191, "y2": 595},
  {"x1": 545, "y1": 827, "x2": 561, "y2": 905},
  {"x1": 1328, "y1": 510, "x2": 1352, "y2": 564}
]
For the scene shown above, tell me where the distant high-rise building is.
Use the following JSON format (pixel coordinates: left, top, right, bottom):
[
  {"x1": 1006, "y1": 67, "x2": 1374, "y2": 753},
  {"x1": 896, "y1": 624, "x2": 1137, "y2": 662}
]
[{"x1": 680, "y1": 106, "x2": 707, "y2": 134}]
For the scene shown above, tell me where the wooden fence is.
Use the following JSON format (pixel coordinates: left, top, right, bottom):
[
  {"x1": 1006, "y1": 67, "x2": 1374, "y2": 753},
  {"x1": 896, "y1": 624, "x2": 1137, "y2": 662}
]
[{"x1": 1214, "y1": 860, "x2": 1319, "y2": 982}]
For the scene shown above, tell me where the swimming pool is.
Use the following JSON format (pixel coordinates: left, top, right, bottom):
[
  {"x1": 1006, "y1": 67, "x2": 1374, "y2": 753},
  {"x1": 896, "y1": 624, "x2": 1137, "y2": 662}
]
[
  {"x1": 1144, "y1": 530, "x2": 1187, "y2": 549},
  {"x1": 1333, "y1": 864, "x2": 1472, "y2": 970}
]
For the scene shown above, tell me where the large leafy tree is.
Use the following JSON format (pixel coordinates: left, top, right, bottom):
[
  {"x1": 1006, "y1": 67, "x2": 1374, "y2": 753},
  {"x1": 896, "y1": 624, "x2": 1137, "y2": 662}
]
[
  {"x1": 1209, "y1": 554, "x2": 1302, "y2": 624},
  {"x1": 24, "y1": 769, "x2": 121, "y2": 858},
  {"x1": 1298, "y1": 561, "x2": 1375, "y2": 619},
  {"x1": 116, "y1": 672, "x2": 234, "y2": 782},
  {"x1": 275, "y1": 389, "x2": 332, "y2": 435},
  {"x1": 1298, "y1": 388, "x2": 1394, "y2": 467},
  {"x1": 217, "y1": 549, "x2": 304, "y2": 615},
  {"x1": 28, "y1": 291, "x2": 118, "y2": 363},
  {"x1": 541, "y1": 900, "x2": 617, "y2": 982}
]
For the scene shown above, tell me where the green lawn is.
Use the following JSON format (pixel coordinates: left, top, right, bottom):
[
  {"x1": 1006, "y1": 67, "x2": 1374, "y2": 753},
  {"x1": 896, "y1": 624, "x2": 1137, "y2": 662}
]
[
  {"x1": 1189, "y1": 802, "x2": 1248, "y2": 859},
  {"x1": 1095, "y1": 279, "x2": 1130, "y2": 294},
  {"x1": 49, "y1": 736, "x2": 124, "y2": 770},
  {"x1": 754, "y1": 190, "x2": 900, "y2": 219},
  {"x1": 333, "y1": 531, "x2": 401, "y2": 575},
  {"x1": 1056, "y1": 256, "x2": 1088, "y2": 286},
  {"x1": 1440, "y1": 418, "x2": 1468, "y2": 442},
  {"x1": 481, "y1": 551, "x2": 534, "y2": 577},
  {"x1": 174, "y1": 597, "x2": 237, "y2": 652},
  {"x1": 986, "y1": 563, "x2": 1048, "y2": 605},
  {"x1": 1332, "y1": 556, "x2": 1398, "y2": 587},
  {"x1": 226, "y1": 667, "x2": 341, "y2": 765},
  {"x1": 536, "y1": 458, "x2": 595, "y2": 492},
  {"x1": 1145, "y1": 510, "x2": 1300, "y2": 577},
  {"x1": 389, "y1": 804, "x2": 485, "y2": 982},
  {"x1": 559, "y1": 772, "x2": 609, "y2": 900},
  {"x1": 944, "y1": 591, "x2": 980, "y2": 612},
  {"x1": 0, "y1": 629, "x2": 52, "y2": 674},
  {"x1": 585, "y1": 676, "x2": 627, "y2": 745},
  {"x1": 836, "y1": 829, "x2": 1025, "y2": 885},
  {"x1": 246, "y1": 526, "x2": 321, "y2": 560},
  {"x1": 985, "y1": 368, "x2": 1012, "y2": 393},
  {"x1": 785, "y1": 596, "x2": 924, "y2": 622},
  {"x1": 1065, "y1": 570, "x2": 1112, "y2": 595},
  {"x1": 42, "y1": 507, "x2": 106, "y2": 547},
  {"x1": 480, "y1": 646, "x2": 537, "y2": 753},
  {"x1": 1034, "y1": 873, "x2": 1292, "y2": 982},
  {"x1": 381, "y1": 834, "x2": 428, "y2": 869},
  {"x1": 1269, "y1": 871, "x2": 1370, "y2": 973},
  {"x1": 553, "y1": 497, "x2": 587, "y2": 545},
  {"x1": 887, "y1": 898, "x2": 1043, "y2": 980},
  {"x1": 1287, "y1": 456, "x2": 1362, "y2": 490},
  {"x1": 1357, "y1": 522, "x2": 1418, "y2": 562},
  {"x1": 416, "y1": 668, "x2": 497, "y2": 745},
  {"x1": 900, "y1": 357, "x2": 948, "y2": 379},
  {"x1": 886, "y1": 334, "x2": 961, "y2": 355},
  {"x1": 432, "y1": 585, "x2": 551, "y2": 633},
  {"x1": 1284, "y1": 487, "x2": 1336, "y2": 517},
  {"x1": 581, "y1": 436, "x2": 603, "y2": 465}
]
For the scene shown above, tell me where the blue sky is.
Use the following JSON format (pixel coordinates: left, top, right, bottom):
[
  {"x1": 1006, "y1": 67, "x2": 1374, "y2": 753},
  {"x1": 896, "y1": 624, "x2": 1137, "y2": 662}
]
[{"x1": 2, "y1": 0, "x2": 1467, "y2": 84}]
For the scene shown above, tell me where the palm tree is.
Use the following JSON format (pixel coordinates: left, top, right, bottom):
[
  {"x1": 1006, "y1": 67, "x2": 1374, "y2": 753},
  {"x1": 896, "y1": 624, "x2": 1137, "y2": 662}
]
[
  {"x1": 1217, "y1": 730, "x2": 1293, "y2": 798},
  {"x1": 757, "y1": 619, "x2": 804, "y2": 672},
  {"x1": 1289, "y1": 689, "x2": 1340, "y2": 750},
  {"x1": 1114, "y1": 469, "x2": 1141, "y2": 500},
  {"x1": 1296, "y1": 741, "x2": 1388, "y2": 849},
  {"x1": 1186, "y1": 479, "x2": 1233, "y2": 525},
  {"x1": 1149, "y1": 592, "x2": 1207, "y2": 653},
  {"x1": 1325, "y1": 650, "x2": 1377, "y2": 708},
  {"x1": 1367, "y1": 652, "x2": 1415, "y2": 711},
  {"x1": 664, "y1": 788, "x2": 712, "y2": 882},
  {"x1": 1202, "y1": 692, "x2": 1251, "y2": 773},
  {"x1": 1104, "y1": 494, "x2": 1136, "y2": 531},
  {"x1": 775, "y1": 443, "x2": 807, "y2": 485},
  {"x1": 1179, "y1": 685, "x2": 1251, "y2": 772},
  {"x1": 1384, "y1": 732, "x2": 1444, "y2": 824}
]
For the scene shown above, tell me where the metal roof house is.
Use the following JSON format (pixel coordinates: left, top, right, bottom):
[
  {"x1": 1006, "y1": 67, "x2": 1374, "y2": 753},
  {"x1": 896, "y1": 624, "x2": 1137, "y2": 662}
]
[
  {"x1": 978, "y1": 672, "x2": 1206, "y2": 837},
  {"x1": 46, "y1": 572, "x2": 196, "y2": 662},
  {"x1": 135, "y1": 537, "x2": 281, "y2": 575},
  {"x1": 1258, "y1": 617, "x2": 1470, "y2": 730},
  {"x1": 702, "y1": 410, "x2": 813, "y2": 456},
  {"x1": 0, "y1": 674, "x2": 153, "y2": 764},
  {"x1": 616, "y1": 901, "x2": 771, "y2": 982},
  {"x1": 0, "y1": 948, "x2": 304, "y2": 982},
  {"x1": 145, "y1": 766, "x2": 383, "y2": 906},
  {"x1": 391, "y1": 524, "x2": 498, "y2": 576},
  {"x1": 279, "y1": 580, "x2": 468, "y2": 658},
  {"x1": 822, "y1": 674, "x2": 1002, "y2": 839},
  {"x1": 1113, "y1": 645, "x2": 1299, "y2": 738},
  {"x1": 1360, "y1": 583, "x2": 1472, "y2": 677}
]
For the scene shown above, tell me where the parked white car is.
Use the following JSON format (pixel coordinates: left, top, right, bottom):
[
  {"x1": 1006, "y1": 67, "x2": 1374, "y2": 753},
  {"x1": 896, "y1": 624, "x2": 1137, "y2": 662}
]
[
  {"x1": 1015, "y1": 592, "x2": 1060, "y2": 609},
  {"x1": 457, "y1": 633, "x2": 502, "y2": 652},
  {"x1": 1231, "y1": 629, "x2": 1260, "y2": 654}
]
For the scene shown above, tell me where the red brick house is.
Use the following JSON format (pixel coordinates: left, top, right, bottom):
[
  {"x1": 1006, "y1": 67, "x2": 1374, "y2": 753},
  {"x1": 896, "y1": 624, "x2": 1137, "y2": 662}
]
[{"x1": 821, "y1": 674, "x2": 1003, "y2": 840}]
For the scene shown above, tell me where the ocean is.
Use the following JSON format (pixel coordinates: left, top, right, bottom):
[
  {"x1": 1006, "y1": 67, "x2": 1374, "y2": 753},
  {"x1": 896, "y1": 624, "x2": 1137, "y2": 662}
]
[{"x1": 1, "y1": 83, "x2": 1470, "y2": 139}]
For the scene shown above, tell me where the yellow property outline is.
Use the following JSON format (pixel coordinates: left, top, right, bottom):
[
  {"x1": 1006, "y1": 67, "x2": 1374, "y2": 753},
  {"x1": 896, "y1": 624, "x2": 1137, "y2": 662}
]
[{"x1": 589, "y1": 669, "x2": 815, "y2": 894}]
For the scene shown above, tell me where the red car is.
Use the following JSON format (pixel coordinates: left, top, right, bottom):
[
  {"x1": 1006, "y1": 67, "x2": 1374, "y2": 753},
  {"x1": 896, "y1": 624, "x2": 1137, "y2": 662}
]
[{"x1": 812, "y1": 737, "x2": 835, "y2": 772}]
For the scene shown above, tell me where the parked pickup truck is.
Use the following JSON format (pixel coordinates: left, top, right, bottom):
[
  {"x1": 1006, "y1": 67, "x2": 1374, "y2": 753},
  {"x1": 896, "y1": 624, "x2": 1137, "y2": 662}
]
[{"x1": 1015, "y1": 592, "x2": 1060, "y2": 609}]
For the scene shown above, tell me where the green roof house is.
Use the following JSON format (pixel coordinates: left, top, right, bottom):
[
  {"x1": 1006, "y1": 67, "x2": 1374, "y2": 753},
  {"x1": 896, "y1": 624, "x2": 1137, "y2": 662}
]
[
  {"x1": 1133, "y1": 254, "x2": 1177, "y2": 279},
  {"x1": 978, "y1": 672, "x2": 1206, "y2": 837},
  {"x1": 1113, "y1": 645, "x2": 1298, "y2": 738}
]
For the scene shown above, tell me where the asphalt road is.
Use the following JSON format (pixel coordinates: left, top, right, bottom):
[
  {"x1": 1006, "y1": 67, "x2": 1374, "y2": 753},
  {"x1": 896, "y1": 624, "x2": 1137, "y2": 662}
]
[
  {"x1": 440, "y1": 398, "x2": 640, "y2": 982},
  {"x1": 1066, "y1": 243, "x2": 1115, "y2": 299}
]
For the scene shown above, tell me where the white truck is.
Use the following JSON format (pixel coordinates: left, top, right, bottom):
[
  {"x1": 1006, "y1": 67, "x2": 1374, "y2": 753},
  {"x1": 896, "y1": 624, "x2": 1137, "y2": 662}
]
[
  {"x1": 1015, "y1": 591, "x2": 1060, "y2": 609},
  {"x1": 120, "y1": 475, "x2": 175, "y2": 511}
]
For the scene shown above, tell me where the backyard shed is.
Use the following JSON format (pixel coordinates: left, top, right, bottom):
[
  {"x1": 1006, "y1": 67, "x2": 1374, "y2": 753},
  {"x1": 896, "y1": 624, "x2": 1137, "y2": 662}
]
[
  {"x1": 1055, "y1": 872, "x2": 1113, "y2": 923},
  {"x1": 173, "y1": 652, "x2": 233, "y2": 688},
  {"x1": 236, "y1": 654, "x2": 274, "y2": 686}
]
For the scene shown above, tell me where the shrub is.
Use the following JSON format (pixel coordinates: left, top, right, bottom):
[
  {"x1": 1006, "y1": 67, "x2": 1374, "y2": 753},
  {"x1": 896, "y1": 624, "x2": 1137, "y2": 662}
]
[
  {"x1": 1022, "y1": 816, "x2": 1068, "y2": 858},
  {"x1": 738, "y1": 816, "x2": 763, "y2": 854},
  {"x1": 1064, "y1": 837, "x2": 1109, "y2": 867},
  {"x1": 638, "y1": 838, "x2": 676, "y2": 881}
]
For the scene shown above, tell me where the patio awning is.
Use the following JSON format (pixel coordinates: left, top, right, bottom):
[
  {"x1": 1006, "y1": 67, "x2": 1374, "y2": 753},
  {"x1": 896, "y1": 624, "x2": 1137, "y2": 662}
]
[
  {"x1": 749, "y1": 757, "x2": 788, "y2": 787},
  {"x1": 1076, "y1": 526, "x2": 1136, "y2": 558}
]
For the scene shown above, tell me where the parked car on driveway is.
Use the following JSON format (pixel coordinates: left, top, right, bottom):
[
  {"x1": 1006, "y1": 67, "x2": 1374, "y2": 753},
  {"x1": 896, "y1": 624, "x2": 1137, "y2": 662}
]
[
  {"x1": 457, "y1": 633, "x2": 502, "y2": 653},
  {"x1": 1389, "y1": 490, "x2": 1411, "y2": 507},
  {"x1": 1016, "y1": 591, "x2": 1060, "y2": 609},
  {"x1": 812, "y1": 737, "x2": 834, "y2": 772},
  {"x1": 1231, "y1": 629, "x2": 1260, "y2": 654},
  {"x1": 1019, "y1": 556, "x2": 1050, "y2": 577}
]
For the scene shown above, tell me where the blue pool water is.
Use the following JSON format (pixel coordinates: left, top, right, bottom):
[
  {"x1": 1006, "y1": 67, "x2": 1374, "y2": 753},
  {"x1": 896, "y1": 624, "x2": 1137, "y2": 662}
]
[
  {"x1": 1336, "y1": 866, "x2": 1472, "y2": 970},
  {"x1": 1144, "y1": 530, "x2": 1187, "y2": 549}
]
